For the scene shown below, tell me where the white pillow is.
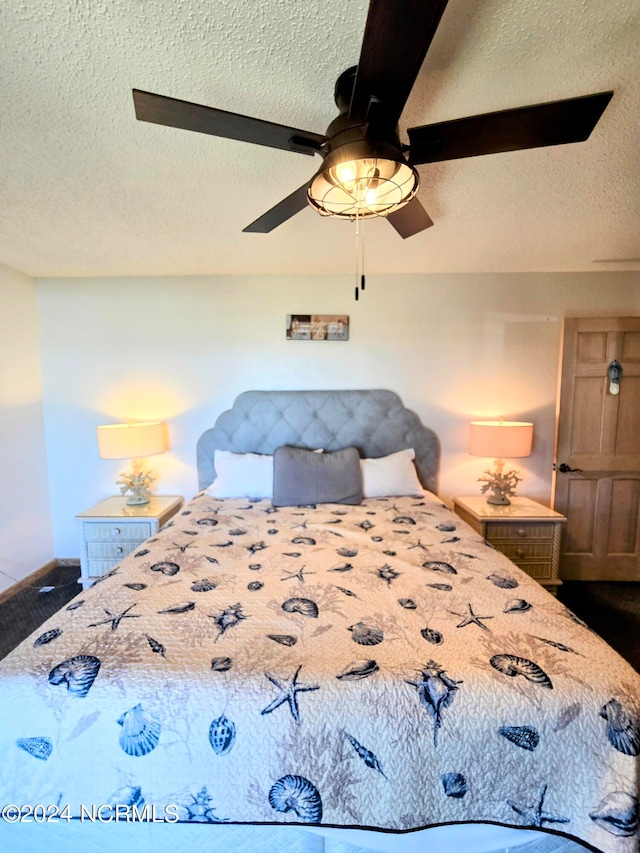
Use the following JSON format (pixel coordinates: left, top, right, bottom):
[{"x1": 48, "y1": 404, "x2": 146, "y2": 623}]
[
  {"x1": 206, "y1": 450, "x2": 274, "y2": 498},
  {"x1": 206, "y1": 448, "x2": 323, "y2": 498},
  {"x1": 360, "y1": 448, "x2": 424, "y2": 498}
]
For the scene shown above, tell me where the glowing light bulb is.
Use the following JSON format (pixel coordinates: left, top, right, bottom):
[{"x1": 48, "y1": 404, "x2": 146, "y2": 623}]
[
  {"x1": 365, "y1": 187, "x2": 378, "y2": 205},
  {"x1": 335, "y1": 161, "x2": 356, "y2": 186}
]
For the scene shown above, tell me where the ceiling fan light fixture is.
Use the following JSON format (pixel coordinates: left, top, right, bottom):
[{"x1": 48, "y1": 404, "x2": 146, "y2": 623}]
[{"x1": 307, "y1": 142, "x2": 419, "y2": 219}]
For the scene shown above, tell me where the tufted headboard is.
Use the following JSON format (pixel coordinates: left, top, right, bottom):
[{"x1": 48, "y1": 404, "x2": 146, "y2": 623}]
[{"x1": 197, "y1": 389, "x2": 440, "y2": 494}]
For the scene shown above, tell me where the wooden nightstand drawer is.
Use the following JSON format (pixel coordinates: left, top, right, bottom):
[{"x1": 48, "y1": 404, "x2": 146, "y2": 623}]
[
  {"x1": 82, "y1": 522, "x2": 153, "y2": 542},
  {"x1": 485, "y1": 522, "x2": 555, "y2": 541},
  {"x1": 498, "y1": 541, "x2": 553, "y2": 561},
  {"x1": 87, "y1": 540, "x2": 141, "y2": 560},
  {"x1": 86, "y1": 560, "x2": 123, "y2": 577},
  {"x1": 514, "y1": 561, "x2": 553, "y2": 580}
]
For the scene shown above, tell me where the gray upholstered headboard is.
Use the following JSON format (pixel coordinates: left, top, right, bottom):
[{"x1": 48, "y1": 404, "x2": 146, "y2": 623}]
[{"x1": 197, "y1": 390, "x2": 440, "y2": 494}]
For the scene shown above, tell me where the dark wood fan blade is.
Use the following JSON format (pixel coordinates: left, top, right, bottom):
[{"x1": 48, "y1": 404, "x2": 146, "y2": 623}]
[
  {"x1": 407, "y1": 91, "x2": 613, "y2": 164},
  {"x1": 243, "y1": 183, "x2": 311, "y2": 233},
  {"x1": 133, "y1": 89, "x2": 325, "y2": 156},
  {"x1": 387, "y1": 197, "x2": 434, "y2": 238},
  {"x1": 350, "y1": 0, "x2": 448, "y2": 127}
]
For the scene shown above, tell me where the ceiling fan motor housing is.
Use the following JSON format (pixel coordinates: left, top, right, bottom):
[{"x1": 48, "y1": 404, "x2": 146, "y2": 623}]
[{"x1": 328, "y1": 65, "x2": 407, "y2": 154}]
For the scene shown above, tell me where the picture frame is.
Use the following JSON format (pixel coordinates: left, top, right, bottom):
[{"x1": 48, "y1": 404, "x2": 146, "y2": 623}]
[{"x1": 286, "y1": 314, "x2": 349, "y2": 341}]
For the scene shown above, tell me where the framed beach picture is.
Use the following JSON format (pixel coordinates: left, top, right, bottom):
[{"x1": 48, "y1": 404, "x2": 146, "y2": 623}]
[{"x1": 286, "y1": 314, "x2": 349, "y2": 341}]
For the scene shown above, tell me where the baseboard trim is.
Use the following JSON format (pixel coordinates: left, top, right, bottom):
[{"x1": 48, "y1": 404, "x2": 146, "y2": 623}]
[{"x1": 0, "y1": 559, "x2": 80, "y2": 607}]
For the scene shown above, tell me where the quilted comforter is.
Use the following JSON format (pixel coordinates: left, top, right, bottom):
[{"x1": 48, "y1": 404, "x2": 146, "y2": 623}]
[{"x1": 1, "y1": 491, "x2": 638, "y2": 852}]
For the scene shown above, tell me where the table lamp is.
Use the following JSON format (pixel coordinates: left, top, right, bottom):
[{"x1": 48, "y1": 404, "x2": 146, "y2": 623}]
[
  {"x1": 469, "y1": 420, "x2": 533, "y2": 505},
  {"x1": 97, "y1": 421, "x2": 168, "y2": 505}
]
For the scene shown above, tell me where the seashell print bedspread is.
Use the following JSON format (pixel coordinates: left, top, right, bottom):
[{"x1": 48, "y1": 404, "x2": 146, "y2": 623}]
[{"x1": 1, "y1": 491, "x2": 639, "y2": 851}]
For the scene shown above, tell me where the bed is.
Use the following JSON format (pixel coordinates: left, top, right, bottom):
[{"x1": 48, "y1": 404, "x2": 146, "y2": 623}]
[{"x1": 1, "y1": 389, "x2": 639, "y2": 853}]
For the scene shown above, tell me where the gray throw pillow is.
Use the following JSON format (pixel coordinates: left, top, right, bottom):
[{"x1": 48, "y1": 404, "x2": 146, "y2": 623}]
[{"x1": 272, "y1": 446, "x2": 363, "y2": 507}]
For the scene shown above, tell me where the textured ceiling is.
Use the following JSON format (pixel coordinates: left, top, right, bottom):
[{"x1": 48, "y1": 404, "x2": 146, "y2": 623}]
[{"x1": 1, "y1": 0, "x2": 639, "y2": 278}]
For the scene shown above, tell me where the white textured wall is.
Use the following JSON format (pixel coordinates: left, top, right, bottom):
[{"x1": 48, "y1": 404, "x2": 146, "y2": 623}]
[
  {"x1": 0, "y1": 263, "x2": 54, "y2": 593},
  {"x1": 35, "y1": 271, "x2": 640, "y2": 558}
]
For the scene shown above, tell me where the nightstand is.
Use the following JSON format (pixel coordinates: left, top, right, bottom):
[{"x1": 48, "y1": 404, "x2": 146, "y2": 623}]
[
  {"x1": 452, "y1": 495, "x2": 566, "y2": 595},
  {"x1": 76, "y1": 495, "x2": 184, "y2": 587}
]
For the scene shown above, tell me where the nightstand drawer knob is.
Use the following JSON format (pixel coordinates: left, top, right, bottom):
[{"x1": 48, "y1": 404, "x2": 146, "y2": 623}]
[
  {"x1": 115, "y1": 546, "x2": 124, "y2": 554},
  {"x1": 516, "y1": 547, "x2": 526, "y2": 558},
  {"x1": 517, "y1": 528, "x2": 527, "y2": 537},
  {"x1": 112, "y1": 527, "x2": 121, "y2": 536}
]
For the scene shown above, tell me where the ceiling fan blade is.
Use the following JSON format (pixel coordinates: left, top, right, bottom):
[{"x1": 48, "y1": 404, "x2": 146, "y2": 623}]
[
  {"x1": 407, "y1": 91, "x2": 613, "y2": 164},
  {"x1": 387, "y1": 197, "x2": 434, "y2": 239},
  {"x1": 243, "y1": 183, "x2": 311, "y2": 233},
  {"x1": 133, "y1": 89, "x2": 325, "y2": 156},
  {"x1": 349, "y1": 0, "x2": 449, "y2": 127}
]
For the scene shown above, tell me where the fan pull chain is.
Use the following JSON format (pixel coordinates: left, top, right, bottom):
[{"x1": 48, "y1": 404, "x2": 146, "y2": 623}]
[
  {"x1": 354, "y1": 214, "x2": 366, "y2": 301},
  {"x1": 360, "y1": 215, "x2": 366, "y2": 292},
  {"x1": 355, "y1": 213, "x2": 360, "y2": 301}
]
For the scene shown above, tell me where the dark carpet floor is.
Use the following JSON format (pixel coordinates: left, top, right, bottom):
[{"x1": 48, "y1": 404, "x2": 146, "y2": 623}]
[
  {"x1": 0, "y1": 563, "x2": 81, "y2": 661},
  {"x1": 0, "y1": 565, "x2": 638, "y2": 673},
  {"x1": 558, "y1": 580, "x2": 640, "y2": 673}
]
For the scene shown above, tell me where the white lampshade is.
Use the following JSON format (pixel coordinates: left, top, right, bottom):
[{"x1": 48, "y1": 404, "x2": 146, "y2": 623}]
[
  {"x1": 469, "y1": 421, "x2": 533, "y2": 459},
  {"x1": 97, "y1": 421, "x2": 168, "y2": 459}
]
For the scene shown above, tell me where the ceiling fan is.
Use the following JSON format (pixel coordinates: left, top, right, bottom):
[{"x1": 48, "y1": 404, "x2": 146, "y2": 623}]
[{"x1": 132, "y1": 0, "x2": 613, "y2": 240}]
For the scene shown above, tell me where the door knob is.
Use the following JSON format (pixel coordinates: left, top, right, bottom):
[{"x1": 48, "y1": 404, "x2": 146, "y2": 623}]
[{"x1": 557, "y1": 462, "x2": 583, "y2": 473}]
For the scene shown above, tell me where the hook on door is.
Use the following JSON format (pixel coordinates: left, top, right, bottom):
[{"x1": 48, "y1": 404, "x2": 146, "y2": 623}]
[{"x1": 608, "y1": 359, "x2": 622, "y2": 396}]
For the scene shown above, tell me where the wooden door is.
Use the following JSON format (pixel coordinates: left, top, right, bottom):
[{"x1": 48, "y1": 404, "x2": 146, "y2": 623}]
[{"x1": 555, "y1": 317, "x2": 640, "y2": 580}]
